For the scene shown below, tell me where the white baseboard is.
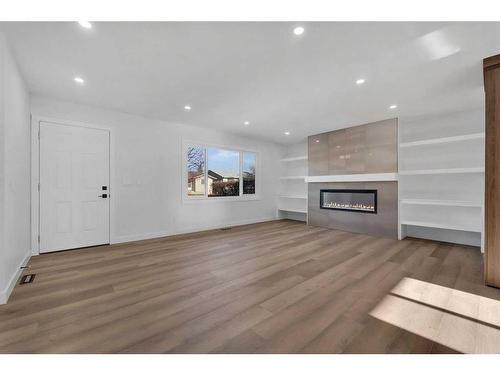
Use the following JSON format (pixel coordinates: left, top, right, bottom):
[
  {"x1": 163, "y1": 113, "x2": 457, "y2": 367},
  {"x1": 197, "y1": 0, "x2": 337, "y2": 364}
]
[
  {"x1": 0, "y1": 252, "x2": 31, "y2": 304},
  {"x1": 111, "y1": 216, "x2": 279, "y2": 244}
]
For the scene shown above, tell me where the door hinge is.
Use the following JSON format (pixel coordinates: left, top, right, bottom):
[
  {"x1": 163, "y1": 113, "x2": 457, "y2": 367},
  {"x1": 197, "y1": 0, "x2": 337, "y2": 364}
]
[
  {"x1": 37, "y1": 234, "x2": 40, "y2": 243},
  {"x1": 38, "y1": 182, "x2": 40, "y2": 191},
  {"x1": 38, "y1": 130, "x2": 40, "y2": 140}
]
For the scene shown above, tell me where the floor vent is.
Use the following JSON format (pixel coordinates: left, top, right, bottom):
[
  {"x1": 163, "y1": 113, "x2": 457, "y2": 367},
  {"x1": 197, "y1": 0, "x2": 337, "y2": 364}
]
[{"x1": 20, "y1": 274, "x2": 36, "y2": 285}]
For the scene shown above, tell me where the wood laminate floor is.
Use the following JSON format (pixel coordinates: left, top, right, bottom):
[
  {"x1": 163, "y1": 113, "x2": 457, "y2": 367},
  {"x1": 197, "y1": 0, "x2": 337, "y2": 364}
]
[{"x1": 1, "y1": 220, "x2": 500, "y2": 354}]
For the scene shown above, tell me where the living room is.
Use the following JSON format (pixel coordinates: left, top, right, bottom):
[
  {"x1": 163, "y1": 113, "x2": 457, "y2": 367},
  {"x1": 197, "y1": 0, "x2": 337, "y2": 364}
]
[{"x1": 1, "y1": 1, "x2": 500, "y2": 373}]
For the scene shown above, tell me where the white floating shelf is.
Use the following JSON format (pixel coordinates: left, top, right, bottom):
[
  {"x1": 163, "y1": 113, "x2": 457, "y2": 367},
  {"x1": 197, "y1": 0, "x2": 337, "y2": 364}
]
[
  {"x1": 400, "y1": 133, "x2": 485, "y2": 148},
  {"x1": 279, "y1": 195, "x2": 307, "y2": 199},
  {"x1": 305, "y1": 173, "x2": 398, "y2": 183},
  {"x1": 280, "y1": 176, "x2": 307, "y2": 180},
  {"x1": 399, "y1": 167, "x2": 484, "y2": 175},
  {"x1": 278, "y1": 207, "x2": 307, "y2": 214},
  {"x1": 400, "y1": 199, "x2": 483, "y2": 208},
  {"x1": 401, "y1": 220, "x2": 482, "y2": 233},
  {"x1": 280, "y1": 155, "x2": 308, "y2": 162}
]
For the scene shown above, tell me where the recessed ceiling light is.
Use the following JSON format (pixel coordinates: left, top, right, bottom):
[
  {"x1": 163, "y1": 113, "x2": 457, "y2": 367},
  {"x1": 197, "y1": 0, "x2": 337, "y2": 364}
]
[
  {"x1": 284, "y1": 131, "x2": 290, "y2": 136},
  {"x1": 315, "y1": 139, "x2": 320, "y2": 143},
  {"x1": 293, "y1": 26, "x2": 305, "y2": 36},
  {"x1": 244, "y1": 121, "x2": 250, "y2": 126},
  {"x1": 74, "y1": 77, "x2": 85, "y2": 84},
  {"x1": 356, "y1": 78, "x2": 365, "y2": 85},
  {"x1": 78, "y1": 21, "x2": 92, "y2": 29},
  {"x1": 184, "y1": 105, "x2": 192, "y2": 111},
  {"x1": 389, "y1": 104, "x2": 398, "y2": 109}
]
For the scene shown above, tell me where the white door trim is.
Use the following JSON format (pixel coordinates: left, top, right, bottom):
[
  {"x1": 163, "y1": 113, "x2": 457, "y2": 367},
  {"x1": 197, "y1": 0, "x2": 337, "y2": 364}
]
[{"x1": 31, "y1": 115, "x2": 115, "y2": 255}]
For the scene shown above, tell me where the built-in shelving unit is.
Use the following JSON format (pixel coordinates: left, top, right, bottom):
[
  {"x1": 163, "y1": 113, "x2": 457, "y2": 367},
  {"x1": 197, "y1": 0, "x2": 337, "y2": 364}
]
[
  {"x1": 279, "y1": 176, "x2": 307, "y2": 180},
  {"x1": 399, "y1": 167, "x2": 484, "y2": 175},
  {"x1": 280, "y1": 155, "x2": 308, "y2": 162},
  {"x1": 400, "y1": 199, "x2": 482, "y2": 208},
  {"x1": 399, "y1": 132, "x2": 484, "y2": 148},
  {"x1": 398, "y1": 110, "x2": 485, "y2": 250},
  {"x1": 278, "y1": 143, "x2": 308, "y2": 222},
  {"x1": 277, "y1": 207, "x2": 307, "y2": 214},
  {"x1": 400, "y1": 220, "x2": 482, "y2": 233},
  {"x1": 279, "y1": 195, "x2": 307, "y2": 199}
]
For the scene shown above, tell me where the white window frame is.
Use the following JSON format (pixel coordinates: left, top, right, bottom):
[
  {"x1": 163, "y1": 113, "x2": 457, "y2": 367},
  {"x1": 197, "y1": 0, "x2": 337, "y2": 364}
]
[{"x1": 182, "y1": 140, "x2": 260, "y2": 203}]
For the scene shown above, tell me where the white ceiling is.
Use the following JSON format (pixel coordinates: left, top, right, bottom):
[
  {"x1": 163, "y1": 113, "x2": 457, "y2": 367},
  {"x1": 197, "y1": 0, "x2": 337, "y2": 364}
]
[{"x1": 1, "y1": 22, "x2": 499, "y2": 144}]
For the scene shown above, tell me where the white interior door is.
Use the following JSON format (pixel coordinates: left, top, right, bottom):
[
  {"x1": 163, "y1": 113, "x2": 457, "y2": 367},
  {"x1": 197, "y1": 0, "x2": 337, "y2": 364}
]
[{"x1": 40, "y1": 121, "x2": 110, "y2": 253}]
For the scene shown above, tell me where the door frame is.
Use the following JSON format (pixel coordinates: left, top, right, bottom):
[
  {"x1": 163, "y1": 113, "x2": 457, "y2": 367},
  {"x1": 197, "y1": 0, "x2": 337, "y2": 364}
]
[{"x1": 31, "y1": 115, "x2": 115, "y2": 255}]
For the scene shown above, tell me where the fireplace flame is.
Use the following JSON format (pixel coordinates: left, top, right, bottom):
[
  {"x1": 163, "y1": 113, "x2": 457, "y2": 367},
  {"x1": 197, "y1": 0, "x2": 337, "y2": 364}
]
[{"x1": 322, "y1": 202, "x2": 375, "y2": 211}]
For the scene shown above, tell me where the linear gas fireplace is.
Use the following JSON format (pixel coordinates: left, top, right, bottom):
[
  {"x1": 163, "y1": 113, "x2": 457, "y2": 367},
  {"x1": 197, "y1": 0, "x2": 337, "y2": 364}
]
[{"x1": 320, "y1": 189, "x2": 377, "y2": 214}]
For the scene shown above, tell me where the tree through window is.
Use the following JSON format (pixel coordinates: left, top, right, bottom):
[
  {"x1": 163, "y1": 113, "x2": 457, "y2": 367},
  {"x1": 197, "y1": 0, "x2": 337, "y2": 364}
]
[{"x1": 187, "y1": 146, "x2": 205, "y2": 196}]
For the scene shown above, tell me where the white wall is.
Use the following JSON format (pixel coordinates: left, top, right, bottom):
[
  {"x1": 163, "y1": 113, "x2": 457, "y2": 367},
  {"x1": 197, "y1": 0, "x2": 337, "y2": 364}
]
[
  {"x1": 0, "y1": 35, "x2": 31, "y2": 303},
  {"x1": 31, "y1": 96, "x2": 283, "y2": 245}
]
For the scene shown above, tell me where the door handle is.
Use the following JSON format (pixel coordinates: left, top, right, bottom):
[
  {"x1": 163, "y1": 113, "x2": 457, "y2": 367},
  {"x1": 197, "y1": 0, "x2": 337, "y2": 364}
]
[{"x1": 98, "y1": 194, "x2": 108, "y2": 198}]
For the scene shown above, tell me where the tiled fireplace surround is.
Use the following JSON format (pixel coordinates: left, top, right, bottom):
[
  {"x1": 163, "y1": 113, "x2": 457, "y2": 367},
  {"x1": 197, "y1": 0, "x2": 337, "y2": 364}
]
[{"x1": 307, "y1": 118, "x2": 398, "y2": 238}]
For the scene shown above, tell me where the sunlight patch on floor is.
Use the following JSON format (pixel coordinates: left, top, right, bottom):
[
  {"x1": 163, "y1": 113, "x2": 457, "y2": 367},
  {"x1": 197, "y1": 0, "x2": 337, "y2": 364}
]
[{"x1": 369, "y1": 277, "x2": 500, "y2": 353}]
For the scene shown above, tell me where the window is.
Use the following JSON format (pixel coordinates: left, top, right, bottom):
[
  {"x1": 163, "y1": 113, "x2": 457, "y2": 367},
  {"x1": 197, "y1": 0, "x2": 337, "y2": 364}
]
[
  {"x1": 243, "y1": 152, "x2": 256, "y2": 195},
  {"x1": 187, "y1": 146, "x2": 205, "y2": 196},
  {"x1": 185, "y1": 144, "x2": 257, "y2": 199},
  {"x1": 207, "y1": 148, "x2": 240, "y2": 197}
]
